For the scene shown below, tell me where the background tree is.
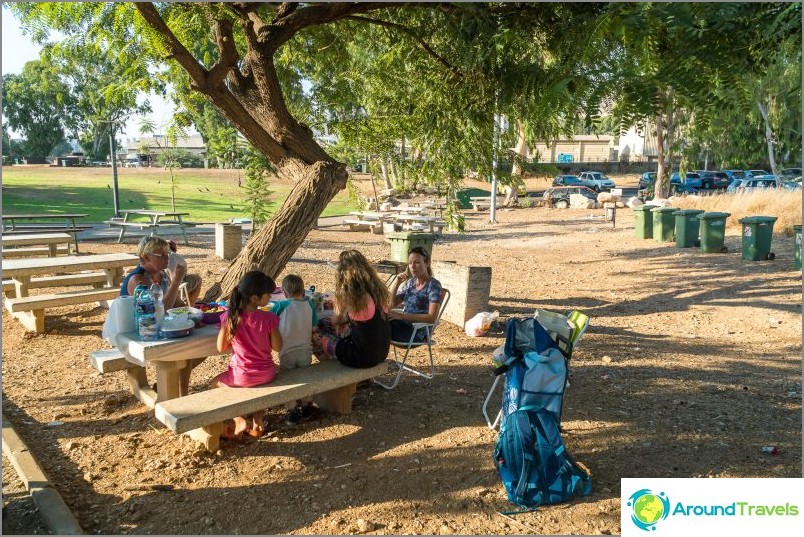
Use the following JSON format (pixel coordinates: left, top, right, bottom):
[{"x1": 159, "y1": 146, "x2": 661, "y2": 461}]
[
  {"x1": 2, "y1": 59, "x2": 77, "y2": 156},
  {"x1": 241, "y1": 148, "x2": 275, "y2": 229}
]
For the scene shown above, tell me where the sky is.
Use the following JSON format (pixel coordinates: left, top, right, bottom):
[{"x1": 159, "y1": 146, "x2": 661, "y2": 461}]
[{"x1": 1, "y1": 5, "x2": 192, "y2": 142}]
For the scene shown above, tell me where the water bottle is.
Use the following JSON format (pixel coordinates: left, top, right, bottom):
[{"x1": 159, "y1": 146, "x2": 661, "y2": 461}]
[
  {"x1": 149, "y1": 282, "x2": 165, "y2": 325},
  {"x1": 135, "y1": 285, "x2": 158, "y2": 341}
]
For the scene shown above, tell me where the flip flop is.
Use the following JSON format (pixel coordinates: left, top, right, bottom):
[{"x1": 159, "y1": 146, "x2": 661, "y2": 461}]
[
  {"x1": 246, "y1": 425, "x2": 265, "y2": 439},
  {"x1": 220, "y1": 423, "x2": 243, "y2": 442}
]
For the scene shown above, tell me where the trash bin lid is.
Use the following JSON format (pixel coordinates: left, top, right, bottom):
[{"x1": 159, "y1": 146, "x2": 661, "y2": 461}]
[
  {"x1": 738, "y1": 216, "x2": 778, "y2": 224},
  {"x1": 793, "y1": 224, "x2": 802, "y2": 231},
  {"x1": 650, "y1": 206, "x2": 678, "y2": 213},
  {"x1": 672, "y1": 209, "x2": 706, "y2": 216},
  {"x1": 631, "y1": 205, "x2": 651, "y2": 212},
  {"x1": 697, "y1": 212, "x2": 732, "y2": 220},
  {"x1": 387, "y1": 232, "x2": 437, "y2": 240}
]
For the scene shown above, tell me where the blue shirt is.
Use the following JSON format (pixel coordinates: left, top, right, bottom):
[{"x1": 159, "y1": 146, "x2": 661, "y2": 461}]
[{"x1": 396, "y1": 277, "x2": 443, "y2": 314}]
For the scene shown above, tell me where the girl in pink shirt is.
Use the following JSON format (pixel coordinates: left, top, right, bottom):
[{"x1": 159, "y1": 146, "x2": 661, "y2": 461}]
[{"x1": 213, "y1": 270, "x2": 283, "y2": 439}]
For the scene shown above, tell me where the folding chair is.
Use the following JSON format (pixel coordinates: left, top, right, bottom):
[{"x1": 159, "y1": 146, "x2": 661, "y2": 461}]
[
  {"x1": 481, "y1": 309, "x2": 590, "y2": 429},
  {"x1": 375, "y1": 288, "x2": 450, "y2": 390}
]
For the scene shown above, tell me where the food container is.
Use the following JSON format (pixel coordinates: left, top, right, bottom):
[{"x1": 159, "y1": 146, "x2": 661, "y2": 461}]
[
  {"x1": 168, "y1": 306, "x2": 204, "y2": 326},
  {"x1": 159, "y1": 319, "x2": 195, "y2": 339},
  {"x1": 195, "y1": 302, "x2": 228, "y2": 325}
]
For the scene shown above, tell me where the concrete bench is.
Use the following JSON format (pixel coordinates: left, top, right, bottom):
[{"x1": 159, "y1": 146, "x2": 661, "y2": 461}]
[
  {"x1": 90, "y1": 348, "x2": 135, "y2": 373},
  {"x1": 5, "y1": 287, "x2": 120, "y2": 332},
  {"x1": 2, "y1": 226, "x2": 93, "y2": 253},
  {"x1": 1, "y1": 245, "x2": 71, "y2": 258},
  {"x1": 2, "y1": 272, "x2": 109, "y2": 296},
  {"x1": 154, "y1": 360, "x2": 389, "y2": 452},
  {"x1": 343, "y1": 218, "x2": 383, "y2": 234}
]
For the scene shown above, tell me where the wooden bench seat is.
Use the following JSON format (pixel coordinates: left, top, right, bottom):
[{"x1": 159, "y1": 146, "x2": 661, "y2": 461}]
[
  {"x1": 5, "y1": 287, "x2": 120, "y2": 332},
  {"x1": 343, "y1": 218, "x2": 383, "y2": 234},
  {"x1": 2, "y1": 272, "x2": 108, "y2": 295},
  {"x1": 155, "y1": 360, "x2": 389, "y2": 451}
]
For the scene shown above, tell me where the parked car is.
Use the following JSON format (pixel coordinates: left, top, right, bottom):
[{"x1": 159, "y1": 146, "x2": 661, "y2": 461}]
[
  {"x1": 696, "y1": 170, "x2": 730, "y2": 189},
  {"x1": 543, "y1": 186, "x2": 598, "y2": 209},
  {"x1": 670, "y1": 171, "x2": 702, "y2": 189},
  {"x1": 745, "y1": 169, "x2": 770, "y2": 179},
  {"x1": 782, "y1": 177, "x2": 802, "y2": 190},
  {"x1": 552, "y1": 174, "x2": 583, "y2": 186},
  {"x1": 638, "y1": 172, "x2": 656, "y2": 189},
  {"x1": 728, "y1": 177, "x2": 779, "y2": 193},
  {"x1": 779, "y1": 167, "x2": 802, "y2": 179},
  {"x1": 670, "y1": 183, "x2": 698, "y2": 195},
  {"x1": 578, "y1": 171, "x2": 616, "y2": 192},
  {"x1": 723, "y1": 170, "x2": 746, "y2": 182}
]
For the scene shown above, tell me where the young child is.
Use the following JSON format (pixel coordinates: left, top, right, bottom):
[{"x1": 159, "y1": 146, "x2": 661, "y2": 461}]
[
  {"x1": 213, "y1": 270, "x2": 283, "y2": 439},
  {"x1": 271, "y1": 274, "x2": 319, "y2": 425},
  {"x1": 316, "y1": 249, "x2": 391, "y2": 368}
]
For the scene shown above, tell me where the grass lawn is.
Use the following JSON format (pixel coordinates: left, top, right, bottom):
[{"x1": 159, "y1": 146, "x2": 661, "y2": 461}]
[{"x1": 1, "y1": 165, "x2": 356, "y2": 223}]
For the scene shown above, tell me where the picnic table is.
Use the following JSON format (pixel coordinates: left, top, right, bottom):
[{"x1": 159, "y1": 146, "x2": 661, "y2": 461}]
[
  {"x1": 1, "y1": 213, "x2": 90, "y2": 252},
  {"x1": 1, "y1": 252, "x2": 138, "y2": 332},
  {"x1": 107, "y1": 209, "x2": 196, "y2": 245},
  {"x1": 1, "y1": 232, "x2": 73, "y2": 258}
]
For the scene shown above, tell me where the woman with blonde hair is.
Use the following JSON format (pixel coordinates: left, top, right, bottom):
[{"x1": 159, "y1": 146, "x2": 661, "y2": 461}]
[{"x1": 316, "y1": 249, "x2": 391, "y2": 368}]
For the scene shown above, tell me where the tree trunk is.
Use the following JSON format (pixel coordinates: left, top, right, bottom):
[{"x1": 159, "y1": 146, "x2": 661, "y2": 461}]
[
  {"x1": 757, "y1": 99, "x2": 778, "y2": 178},
  {"x1": 505, "y1": 119, "x2": 527, "y2": 206},
  {"x1": 655, "y1": 113, "x2": 667, "y2": 198},
  {"x1": 380, "y1": 158, "x2": 392, "y2": 190},
  {"x1": 203, "y1": 158, "x2": 347, "y2": 301}
]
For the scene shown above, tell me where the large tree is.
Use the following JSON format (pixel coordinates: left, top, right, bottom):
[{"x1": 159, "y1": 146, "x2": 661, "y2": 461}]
[
  {"x1": 14, "y1": 2, "x2": 612, "y2": 300},
  {"x1": 2, "y1": 59, "x2": 77, "y2": 156}
]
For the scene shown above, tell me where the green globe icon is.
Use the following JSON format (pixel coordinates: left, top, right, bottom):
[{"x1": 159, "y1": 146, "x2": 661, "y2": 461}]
[{"x1": 633, "y1": 494, "x2": 664, "y2": 525}]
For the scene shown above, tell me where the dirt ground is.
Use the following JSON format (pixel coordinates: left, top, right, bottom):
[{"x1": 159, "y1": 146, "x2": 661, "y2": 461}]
[{"x1": 2, "y1": 174, "x2": 802, "y2": 535}]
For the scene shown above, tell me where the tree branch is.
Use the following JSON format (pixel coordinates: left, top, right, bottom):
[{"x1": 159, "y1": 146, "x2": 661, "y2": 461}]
[
  {"x1": 345, "y1": 15, "x2": 463, "y2": 79},
  {"x1": 208, "y1": 18, "x2": 240, "y2": 88},
  {"x1": 134, "y1": 3, "x2": 208, "y2": 88}
]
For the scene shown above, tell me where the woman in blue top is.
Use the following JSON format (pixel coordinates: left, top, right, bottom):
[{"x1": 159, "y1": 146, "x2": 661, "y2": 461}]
[{"x1": 388, "y1": 246, "x2": 443, "y2": 343}]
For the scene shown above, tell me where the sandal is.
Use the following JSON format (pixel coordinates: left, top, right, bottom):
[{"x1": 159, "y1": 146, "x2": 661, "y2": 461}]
[
  {"x1": 220, "y1": 423, "x2": 243, "y2": 442},
  {"x1": 246, "y1": 424, "x2": 265, "y2": 438}
]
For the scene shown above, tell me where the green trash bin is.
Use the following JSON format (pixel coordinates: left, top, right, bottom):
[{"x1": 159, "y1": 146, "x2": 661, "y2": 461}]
[
  {"x1": 738, "y1": 216, "x2": 778, "y2": 261},
  {"x1": 633, "y1": 205, "x2": 653, "y2": 239},
  {"x1": 673, "y1": 209, "x2": 705, "y2": 248},
  {"x1": 697, "y1": 212, "x2": 731, "y2": 253},
  {"x1": 793, "y1": 225, "x2": 802, "y2": 270},
  {"x1": 651, "y1": 206, "x2": 677, "y2": 242},
  {"x1": 388, "y1": 232, "x2": 437, "y2": 263}
]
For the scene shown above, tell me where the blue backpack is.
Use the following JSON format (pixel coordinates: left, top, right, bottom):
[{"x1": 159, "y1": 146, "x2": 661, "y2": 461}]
[{"x1": 493, "y1": 317, "x2": 592, "y2": 511}]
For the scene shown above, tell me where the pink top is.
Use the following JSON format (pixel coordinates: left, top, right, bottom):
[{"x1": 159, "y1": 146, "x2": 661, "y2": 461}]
[
  {"x1": 348, "y1": 296, "x2": 389, "y2": 321},
  {"x1": 220, "y1": 309, "x2": 279, "y2": 375}
]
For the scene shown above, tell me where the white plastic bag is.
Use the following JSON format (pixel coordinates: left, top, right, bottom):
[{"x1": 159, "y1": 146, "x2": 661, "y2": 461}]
[{"x1": 465, "y1": 310, "x2": 499, "y2": 337}]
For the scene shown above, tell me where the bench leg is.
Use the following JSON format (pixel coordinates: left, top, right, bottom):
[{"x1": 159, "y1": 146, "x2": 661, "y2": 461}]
[
  {"x1": 186, "y1": 423, "x2": 223, "y2": 453},
  {"x1": 155, "y1": 361, "x2": 187, "y2": 402},
  {"x1": 47, "y1": 244, "x2": 57, "y2": 257},
  {"x1": 180, "y1": 225, "x2": 189, "y2": 246},
  {"x1": 117, "y1": 226, "x2": 126, "y2": 243},
  {"x1": 313, "y1": 383, "x2": 357, "y2": 414},
  {"x1": 13, "y1": 309, "x2": 45, "y2": 333},
  {"x1": 127, "y1": 366, "x2": 157, "y2": 409}
]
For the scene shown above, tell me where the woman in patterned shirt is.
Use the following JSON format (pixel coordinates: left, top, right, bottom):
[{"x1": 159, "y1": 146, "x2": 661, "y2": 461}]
[{"x1": 388, "y1": 246, "x2": 443, "y2": 343}]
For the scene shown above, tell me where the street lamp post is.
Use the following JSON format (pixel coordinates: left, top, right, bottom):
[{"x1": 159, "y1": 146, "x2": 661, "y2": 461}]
[{"x1": 100, "y1": 119, "x2": 121, "y2": 217}]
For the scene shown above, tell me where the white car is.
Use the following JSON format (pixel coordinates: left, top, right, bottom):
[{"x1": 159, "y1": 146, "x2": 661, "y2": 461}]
[{"x1": 577, "y1": 171, "x2": 616, "y2": 192}]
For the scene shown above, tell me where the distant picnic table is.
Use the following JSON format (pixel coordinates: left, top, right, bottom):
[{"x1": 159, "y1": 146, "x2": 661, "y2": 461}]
[
  {"x1": 106, "y1": 209, "x2": 197, "y2": 245},
  {"x1": 1, "y1": 213, "x2": 90, "y2": 252}
]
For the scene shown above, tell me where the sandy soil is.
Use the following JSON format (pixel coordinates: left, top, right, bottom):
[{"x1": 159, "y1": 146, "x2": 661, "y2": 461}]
[{"x1": 2, "y1": 174, "x2": 801, "y2": 535}]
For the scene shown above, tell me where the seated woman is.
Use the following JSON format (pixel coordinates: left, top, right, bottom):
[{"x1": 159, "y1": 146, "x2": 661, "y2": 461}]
[
  {"x1": 387, "y1": 246, "x2": 443, "y2": 343},
  {"x1": 120, "y1": 235, "x2": 203, "y2": 395},
  {"x1": 316, "y1": 249, "x2": 391, "y2": 368}
]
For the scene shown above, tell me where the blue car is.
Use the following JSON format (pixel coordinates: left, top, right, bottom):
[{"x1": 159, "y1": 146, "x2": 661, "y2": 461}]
[{"x1": 670, "y1": 172, "x2": 703, "y2": 189}]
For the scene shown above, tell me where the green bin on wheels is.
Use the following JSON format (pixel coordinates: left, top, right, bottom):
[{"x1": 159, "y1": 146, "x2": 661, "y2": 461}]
[
  {"x1": 632, "y1": 205, "x2": 653, "y2": 239},
  {"x1": 388, "y1": 232, "x2": 437, "y2": 263},
  {"x1": 793, "y1": 225, "x2": 802, "y2": 270},
  {"x1": 697, "y1": 212, "x2": 731, "y2": 253},
  {"x1": 738, "y1": 216, "x2": 778, "y2": 261},
  {"x1": 651, "y1": 206, "x2": 677, "y2": 242},
  {"x1": 674, "y1": 209, "x2": 705, "y2": 248}
]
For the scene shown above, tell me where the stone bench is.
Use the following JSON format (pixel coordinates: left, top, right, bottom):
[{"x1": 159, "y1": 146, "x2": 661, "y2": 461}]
[
  {"x1": 1, "y1": 245, "x2": 71, "y2": 258},
  {"x1": 5, "y1": 287, "x2": 119, "y2": 332},
  {"x1": 2, "y1": 272, "x2": 109, "y2": 297},
  {"x1": 154, "y1": 360, "x2": 389, "y2": 452},
  {"x1": 343, "y1": 218, "x2": 383, "y2": 234}
]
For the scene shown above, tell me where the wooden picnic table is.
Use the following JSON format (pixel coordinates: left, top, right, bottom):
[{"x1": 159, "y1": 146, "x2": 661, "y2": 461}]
[
  {"x1": 1, "y1": 232, "x2": 73, "y2": 257},
  {"x1": 2, "y1": 213, "x2": 89, "y2": 252},
  {"x1": 110, "y1": 209, "x2": 194, "y2": 245},
  {"x1": 1, "y1": 252, "x2": 138, "y2": 332},
  {"x1": 115, "y1": 324, "x2": 221, "y2": 407}
]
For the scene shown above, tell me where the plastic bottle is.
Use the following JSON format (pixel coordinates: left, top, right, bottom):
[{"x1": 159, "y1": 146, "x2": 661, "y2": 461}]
[
  {"x1": 135, "y1": 286, "x2": 158, "y2": 341},
  {"x1": 149, "y1": 282, "x2": 165, "y2": 325},
  {"x1": 481, "y1": 310, "x2": 500, "y2": 332}
]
